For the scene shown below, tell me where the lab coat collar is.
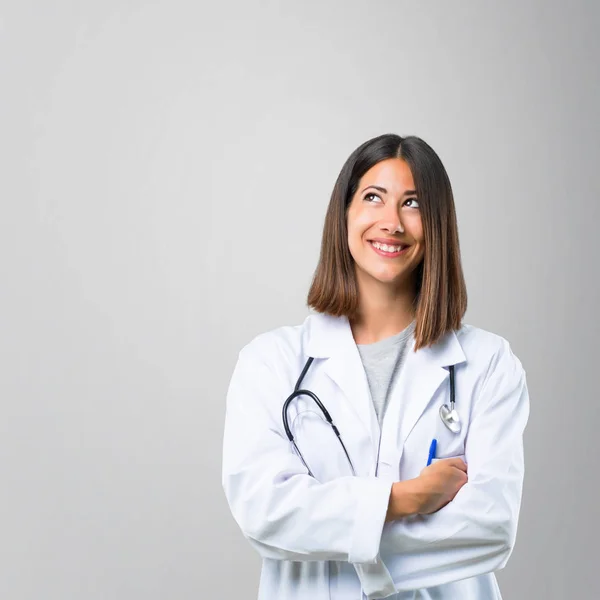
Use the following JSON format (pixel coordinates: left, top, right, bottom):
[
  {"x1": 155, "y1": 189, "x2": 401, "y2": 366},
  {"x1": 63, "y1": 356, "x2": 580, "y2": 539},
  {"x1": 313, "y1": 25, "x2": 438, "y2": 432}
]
[
  {"x1": 304, "y1": 311, "x2": 465, "y2": 366},
  {"x1": 303, "y1": 312, "x2": 467, "y2": 463}
]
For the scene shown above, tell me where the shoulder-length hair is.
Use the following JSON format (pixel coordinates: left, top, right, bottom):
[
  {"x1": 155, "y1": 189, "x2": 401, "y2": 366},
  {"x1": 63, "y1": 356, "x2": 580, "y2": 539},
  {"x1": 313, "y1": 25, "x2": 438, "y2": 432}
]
[{"x1": 307, "y1": 133, "x2": 467, "y2": 350}]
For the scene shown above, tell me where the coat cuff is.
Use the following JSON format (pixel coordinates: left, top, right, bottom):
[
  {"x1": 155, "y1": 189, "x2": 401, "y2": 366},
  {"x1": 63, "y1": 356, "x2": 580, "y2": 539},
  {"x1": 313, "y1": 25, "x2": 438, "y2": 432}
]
[{"x1": 348, "y1": 478, "x2": 394, "y2": 564}]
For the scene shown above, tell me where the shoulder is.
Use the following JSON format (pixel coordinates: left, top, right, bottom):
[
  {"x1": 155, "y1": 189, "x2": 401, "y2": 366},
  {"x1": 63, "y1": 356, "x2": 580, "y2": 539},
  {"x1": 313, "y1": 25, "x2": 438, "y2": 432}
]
[
  {"x1": 455, "y1": 322, "x2": 508, "y2": 353},
  {"x1": 237, "y1": 314, "x2": 311, "y2": 369},
  {"x1": 456, "y1": 322, "x2": 526, "y2": 379},
  {"x1": 229, "y1": 316, "x2": 318, "y2": 398}
]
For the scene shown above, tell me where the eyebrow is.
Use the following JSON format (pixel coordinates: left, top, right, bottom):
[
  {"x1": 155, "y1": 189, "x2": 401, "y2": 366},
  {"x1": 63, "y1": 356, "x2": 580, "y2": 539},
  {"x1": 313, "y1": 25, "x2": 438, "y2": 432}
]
[{"x1": 361, "y1": 185, "x2": 417, "y2": 196}]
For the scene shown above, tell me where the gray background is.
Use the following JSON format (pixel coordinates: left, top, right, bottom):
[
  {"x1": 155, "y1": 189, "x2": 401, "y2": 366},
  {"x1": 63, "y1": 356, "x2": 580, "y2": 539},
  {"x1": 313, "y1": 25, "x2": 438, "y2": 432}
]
[{"x1": 1, "y1": 1, "x2": 598, "y2": 598}]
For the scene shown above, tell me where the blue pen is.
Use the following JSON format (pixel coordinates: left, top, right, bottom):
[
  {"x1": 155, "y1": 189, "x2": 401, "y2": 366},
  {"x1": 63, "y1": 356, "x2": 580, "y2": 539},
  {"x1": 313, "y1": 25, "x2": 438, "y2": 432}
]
[{"x1": 426, "y1": 438, "x2": 437, "y2": 466}]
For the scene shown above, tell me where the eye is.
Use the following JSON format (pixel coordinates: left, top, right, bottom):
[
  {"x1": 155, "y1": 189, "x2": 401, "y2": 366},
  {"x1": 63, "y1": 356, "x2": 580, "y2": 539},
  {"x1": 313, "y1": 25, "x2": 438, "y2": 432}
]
[
  {"x1": 364, "y1": 193, "x2": 383, "y2": 203},
  {"x1": 404, "y1": 197, "x2": 419, "y2": 208}
]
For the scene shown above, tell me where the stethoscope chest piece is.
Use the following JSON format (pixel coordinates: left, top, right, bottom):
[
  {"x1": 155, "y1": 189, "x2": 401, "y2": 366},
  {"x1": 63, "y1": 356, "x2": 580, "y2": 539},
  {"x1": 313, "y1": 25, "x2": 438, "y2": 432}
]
[{"x1": 439, "y1": 403, "x2": 461, "y2": 433}]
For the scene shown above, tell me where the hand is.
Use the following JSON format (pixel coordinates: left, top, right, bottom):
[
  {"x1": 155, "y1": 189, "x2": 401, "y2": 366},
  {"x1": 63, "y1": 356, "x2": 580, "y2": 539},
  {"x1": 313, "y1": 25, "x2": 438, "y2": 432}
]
[
  {"x1": 413, "y1": 457, "x2": 468, "y2": 515},
  {"x1": 385, "y1": 457, "x2": 468, "y2": 521}
]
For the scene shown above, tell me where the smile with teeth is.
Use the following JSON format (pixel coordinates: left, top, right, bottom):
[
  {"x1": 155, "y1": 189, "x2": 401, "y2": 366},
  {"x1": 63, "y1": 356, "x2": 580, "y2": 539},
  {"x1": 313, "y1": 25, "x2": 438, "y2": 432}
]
[{"x1": 370, "y1": 241, "x2": 406, "y2": 253}]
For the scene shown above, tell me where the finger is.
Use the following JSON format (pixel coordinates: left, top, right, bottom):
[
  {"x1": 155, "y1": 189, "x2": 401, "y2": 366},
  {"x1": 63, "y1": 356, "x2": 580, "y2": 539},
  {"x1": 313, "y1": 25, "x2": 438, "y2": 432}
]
[
  {"x1": 443, "y1": 458, "x2": 467, "y2": 472},
  {"x1": 454, "y1": 469, "x2": 468, "y2": 484},
  {"x1": 431, "y1": 498, "x2": 452, "y2": 514}
]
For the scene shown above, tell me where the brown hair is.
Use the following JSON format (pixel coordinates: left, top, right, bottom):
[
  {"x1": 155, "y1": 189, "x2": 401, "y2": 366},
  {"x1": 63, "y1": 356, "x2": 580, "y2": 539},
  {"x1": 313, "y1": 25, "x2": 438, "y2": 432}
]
[{"x1": 306, "y1": 133, "x2": 467, "y2": 350}]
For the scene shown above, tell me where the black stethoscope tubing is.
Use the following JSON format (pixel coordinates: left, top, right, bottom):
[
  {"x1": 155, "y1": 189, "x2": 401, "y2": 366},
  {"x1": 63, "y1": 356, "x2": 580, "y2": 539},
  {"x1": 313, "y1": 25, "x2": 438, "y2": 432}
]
[
  {"x1": 282, "y1": 357, "x2": 356, "y2": 477},
  {"x1": 282, "y1": 357, "x2": 456, "y2": 478}
]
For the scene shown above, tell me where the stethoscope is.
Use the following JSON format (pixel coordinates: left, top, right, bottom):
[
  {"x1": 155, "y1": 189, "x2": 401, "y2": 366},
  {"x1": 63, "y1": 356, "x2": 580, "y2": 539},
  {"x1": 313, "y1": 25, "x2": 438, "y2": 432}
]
[{"x1": 282, "y1": 357, "x2": 460, "y2": 477}]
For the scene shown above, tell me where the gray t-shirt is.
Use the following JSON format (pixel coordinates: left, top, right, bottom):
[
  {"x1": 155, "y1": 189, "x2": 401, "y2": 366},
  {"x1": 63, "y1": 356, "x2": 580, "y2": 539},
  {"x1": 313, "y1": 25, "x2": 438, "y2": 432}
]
[{"x1": 356, "y1": 320, "x2": 416, "y2": 425}]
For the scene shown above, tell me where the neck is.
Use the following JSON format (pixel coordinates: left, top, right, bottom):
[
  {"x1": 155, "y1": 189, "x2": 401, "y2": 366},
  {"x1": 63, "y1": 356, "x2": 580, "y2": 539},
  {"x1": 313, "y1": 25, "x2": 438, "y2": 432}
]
[{"x1": 350, "y1": 276, "x2": 417, "y2": 345}]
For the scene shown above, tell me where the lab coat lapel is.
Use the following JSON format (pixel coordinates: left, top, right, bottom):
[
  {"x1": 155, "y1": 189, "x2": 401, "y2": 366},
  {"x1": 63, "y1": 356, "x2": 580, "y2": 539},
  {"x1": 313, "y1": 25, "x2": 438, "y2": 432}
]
[
  {"x1": 323, "y1": 345, "x2": 375, "y2": 444},
  {"x1": 390, "y1": 329, "x2": 466, "y2": 462},
  {"x1": 304, "y1": 313, "x2": 377, "y2": 450}
]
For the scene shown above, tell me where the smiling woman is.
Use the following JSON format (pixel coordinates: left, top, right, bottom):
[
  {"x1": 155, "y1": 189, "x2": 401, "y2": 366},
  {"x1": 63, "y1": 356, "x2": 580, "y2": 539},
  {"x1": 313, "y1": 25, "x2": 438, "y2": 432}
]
[
  {"x1": 222, "y1": 133, "x2": 529, "y2": 600},
  {"x1": 307, "y1": 134, "x2": 466, "y2": 349}
]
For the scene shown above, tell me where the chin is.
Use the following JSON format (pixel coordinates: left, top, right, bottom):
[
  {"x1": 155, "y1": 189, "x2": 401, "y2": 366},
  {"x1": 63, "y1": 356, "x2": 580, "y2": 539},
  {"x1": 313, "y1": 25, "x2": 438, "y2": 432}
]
[
  {"x1": 367, "y1": 270, "x2": 406, "y2": 285},
  {"x1": 355, "y1": 259, "x2": 412, "y2": 286}
]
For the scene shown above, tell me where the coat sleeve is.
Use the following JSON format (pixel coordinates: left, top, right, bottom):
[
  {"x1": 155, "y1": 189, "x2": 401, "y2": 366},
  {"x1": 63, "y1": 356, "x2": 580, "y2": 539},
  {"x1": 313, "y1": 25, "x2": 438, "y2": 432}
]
[
  {"x1": 374, "y1": 340, "x2": 530, "y2": 592},
  {"x1": 221, "y1": 343, "x2": 393, "y2": 563}
]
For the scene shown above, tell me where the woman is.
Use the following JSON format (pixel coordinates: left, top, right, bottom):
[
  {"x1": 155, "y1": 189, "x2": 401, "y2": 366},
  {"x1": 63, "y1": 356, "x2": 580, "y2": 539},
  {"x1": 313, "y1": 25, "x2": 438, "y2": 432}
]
[{"x1": 222, "y1": 134, "x2": 529, "y2": 599}]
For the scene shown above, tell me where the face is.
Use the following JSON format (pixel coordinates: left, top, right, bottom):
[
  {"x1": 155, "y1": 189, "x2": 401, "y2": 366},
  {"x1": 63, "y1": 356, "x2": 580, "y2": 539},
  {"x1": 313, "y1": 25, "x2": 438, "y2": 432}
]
[{"x1": 346, "y1": 158, "x2": 425, "y2": 290}]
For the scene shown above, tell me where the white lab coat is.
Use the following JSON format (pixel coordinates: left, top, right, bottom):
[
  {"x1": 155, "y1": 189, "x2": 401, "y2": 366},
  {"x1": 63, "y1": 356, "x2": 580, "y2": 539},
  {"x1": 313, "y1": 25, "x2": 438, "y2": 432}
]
[{"x1": 222, "y1": 312, "x2": 529, "y2": 599}]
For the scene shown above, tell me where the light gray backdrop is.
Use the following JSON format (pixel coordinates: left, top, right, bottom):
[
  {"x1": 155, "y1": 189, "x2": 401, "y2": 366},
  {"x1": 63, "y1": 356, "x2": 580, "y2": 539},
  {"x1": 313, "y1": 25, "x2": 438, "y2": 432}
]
[{"x1": 1, "y1": 1, "x2": 598, "y2": 598}]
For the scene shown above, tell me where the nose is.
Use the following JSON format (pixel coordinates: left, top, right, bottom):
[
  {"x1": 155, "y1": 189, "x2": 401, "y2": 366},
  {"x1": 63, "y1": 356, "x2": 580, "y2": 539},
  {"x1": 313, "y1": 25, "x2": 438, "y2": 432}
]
[{"x1": 379, "y1": 206, "x2": 404, "y2": 234}]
